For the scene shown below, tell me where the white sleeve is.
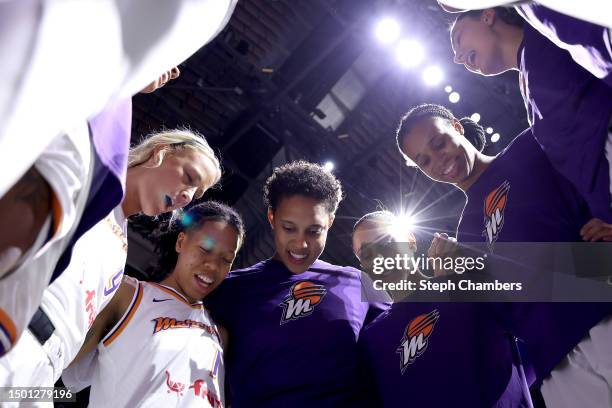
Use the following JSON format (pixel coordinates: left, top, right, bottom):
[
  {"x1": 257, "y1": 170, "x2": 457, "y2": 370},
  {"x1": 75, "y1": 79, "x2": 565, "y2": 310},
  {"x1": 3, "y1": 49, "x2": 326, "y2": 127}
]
[
  {"x1": 61, "y1": 348, "x2": 98, "y2": 392},
  {"x1": 437, "y1": 0, "x2": 611, "y2": 28},
  {"x1": 0, "y1": 0, "x2": 237, "y2": 197}
]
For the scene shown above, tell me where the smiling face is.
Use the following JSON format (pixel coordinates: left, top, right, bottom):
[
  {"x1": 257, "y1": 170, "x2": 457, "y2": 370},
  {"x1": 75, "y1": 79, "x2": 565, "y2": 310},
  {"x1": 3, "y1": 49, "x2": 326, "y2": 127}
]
[
  {"x1": 269, "y1": 195, "x2": 334, "y2": 274},
  {"x1": 450, "y1": 10, "x2": 507, "y2": 76},
  {"x1": 169, "y1": 220, "x2": 239, "y2": 302},
  {"x1": 138, "y1": 148, "x2": 219, "y2": 216},
  {"x1": 401, "y1": 116, "x2": 477, "y2": 186}
]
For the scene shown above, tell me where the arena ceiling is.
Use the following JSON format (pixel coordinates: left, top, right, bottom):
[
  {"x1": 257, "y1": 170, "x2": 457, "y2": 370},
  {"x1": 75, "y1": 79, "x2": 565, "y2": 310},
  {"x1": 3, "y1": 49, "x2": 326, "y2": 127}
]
[{"x1": 126, "y1": 0, "x2": 528, "y2": 276}]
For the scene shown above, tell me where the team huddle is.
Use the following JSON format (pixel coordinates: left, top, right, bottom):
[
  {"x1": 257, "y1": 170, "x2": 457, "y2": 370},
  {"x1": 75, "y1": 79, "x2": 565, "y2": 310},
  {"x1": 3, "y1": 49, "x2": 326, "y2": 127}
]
[{"x1": 0, "y1": 1, "x2": 611, "y2": 407}]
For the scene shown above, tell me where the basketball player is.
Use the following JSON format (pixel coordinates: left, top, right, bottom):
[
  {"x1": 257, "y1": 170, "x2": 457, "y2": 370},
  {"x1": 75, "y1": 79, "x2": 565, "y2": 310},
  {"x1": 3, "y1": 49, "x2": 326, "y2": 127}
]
[
  {"x1": 65, "y1": 201, "x2": 244, "y2": 407},
  {"x1": 449, "y1": 7, "x2": 612, "y2": 223},
  {"x1": 439, "y1": 1, "x2": 612, "y2": 87},
  {"x1": 0, "y1": 71, "x2": 182, "y2": 360},
  {"x1": 352, "y1": 210, "x2": 424, "y2": 301},
  {"x1": 203, "y1": 161, "x2": 391, "y2": 407},
  {"x1": 0, "y1": 128, "x2": 221, "y2": 401},
  {"x1": 358, "y1": 302, "x2": 531, "y2": 407},
  {"x1": 0, "y1": 0, "x2": 238, "y2": 200},
  {"x1": 397, "y1": 103, "x2": 612, "y2": 407}
]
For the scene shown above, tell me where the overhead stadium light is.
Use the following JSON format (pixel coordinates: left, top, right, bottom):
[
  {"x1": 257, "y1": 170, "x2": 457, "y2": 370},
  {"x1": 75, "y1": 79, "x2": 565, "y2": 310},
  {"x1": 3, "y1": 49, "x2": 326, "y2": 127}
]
[
  {"x1": 395, "y1": 39, "x2": 424, "y2": 68},
  {"x1": 422, "y1": 65, "x2": 444, "y2": 86},
  {"x1": 375, "y1": 18, "x2": 401, "y2": 44},
  {"x1": 470, "y1": 113, "x2": 481, "y2": 123},
  {"x1": 491, "y1": 133, "x2": 500, "y2": 143},
  {"x1": 448, "y1": 91, "x2": 460, "y2": 103}
]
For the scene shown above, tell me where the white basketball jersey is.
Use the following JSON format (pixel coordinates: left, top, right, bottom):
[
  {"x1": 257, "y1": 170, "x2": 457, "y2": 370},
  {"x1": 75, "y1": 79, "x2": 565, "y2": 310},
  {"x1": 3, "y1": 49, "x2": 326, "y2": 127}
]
[
  {"x1": 89, "y1": 277, "x2": 224, "y2": 408},
  {"x1": 40, "y1": 205, "x2": 127, "y2": 373},
  {"x1": 0, "y1": 125, "x2": 92, "y2": 358}
]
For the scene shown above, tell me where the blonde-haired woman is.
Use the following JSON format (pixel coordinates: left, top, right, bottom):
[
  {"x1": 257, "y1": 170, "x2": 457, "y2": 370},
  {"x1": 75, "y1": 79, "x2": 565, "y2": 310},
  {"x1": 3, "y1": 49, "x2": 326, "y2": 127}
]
[
  {"x1": 124, "y1": 128, "x2": 221, "y2": 217},
  {"x1": 0, "y1": 128, "x2": 222, "y2": 403}
]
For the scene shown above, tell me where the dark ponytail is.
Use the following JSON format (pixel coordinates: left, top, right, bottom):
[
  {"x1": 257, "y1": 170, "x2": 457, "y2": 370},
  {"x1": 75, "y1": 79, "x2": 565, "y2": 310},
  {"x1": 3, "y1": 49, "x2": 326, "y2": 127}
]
[
  {"x1": 459, "y1": 117, "x2": 486, "y2": 152},
  {"x1": 396, "y1": 104, "x2": 486, "y2": 156},
  {"x1": 454, "y1": 7, "x2": 524, "y2": 28}
]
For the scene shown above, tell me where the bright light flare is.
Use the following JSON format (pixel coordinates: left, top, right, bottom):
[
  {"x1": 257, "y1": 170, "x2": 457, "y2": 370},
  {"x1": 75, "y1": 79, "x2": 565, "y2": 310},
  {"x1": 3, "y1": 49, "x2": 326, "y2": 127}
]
[
  {"x1": 395, "y1": 39, "x2": 424, "y2": 68},
  {"x1": 470, "y1": 113, "x2": 481, "y2": 123},
  {"x1": 491, "y1": 133, "x2": 500, "y2": 143},
  {"x1": 423, "y1": 65, "x2": 444, "y2": 86},
  {"x1": 387, "y1": 213, "x2": 415, "y2": 242},
  {"x1": 448, "y1": 91, "x2": 460, "y2": 103},
  {"x1": 486, "y1": 127, "x2": 494, "y2": 134},
  {"x1": 375, "y1": 18, "x2": 401, "y2": 44},
  {"x1": 323, "y1": 161, "x2": 335, "y2": 172}
]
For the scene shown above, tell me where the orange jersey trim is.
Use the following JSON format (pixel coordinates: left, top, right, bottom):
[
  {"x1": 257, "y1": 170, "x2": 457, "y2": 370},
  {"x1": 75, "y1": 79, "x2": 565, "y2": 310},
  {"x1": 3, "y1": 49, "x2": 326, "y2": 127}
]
[
  {"x1": 148, "y1": 282, "x2": 204, "y2": 310},
  {"x1": 103, "y1": 283, "x2": 143, "y2": 347},
  {"x1": 50, "y1": 191, "x2": 63, "y2": 237},
  {"x1": 0, "y1": 308, "x2": 17, "y2": 349}
]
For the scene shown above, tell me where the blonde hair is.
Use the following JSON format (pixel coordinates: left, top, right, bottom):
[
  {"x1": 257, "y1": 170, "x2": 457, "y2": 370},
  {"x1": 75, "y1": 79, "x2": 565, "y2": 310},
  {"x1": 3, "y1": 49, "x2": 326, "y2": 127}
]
[{"x1": 128, "y1": 128, "x2": 222, "y2": 189}]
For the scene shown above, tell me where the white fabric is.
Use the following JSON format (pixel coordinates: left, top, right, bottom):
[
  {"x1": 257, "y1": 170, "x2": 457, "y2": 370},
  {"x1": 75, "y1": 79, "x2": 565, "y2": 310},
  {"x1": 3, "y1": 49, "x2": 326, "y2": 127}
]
[
  {"x1": 0, "y1": 124, "x2": 91, "y2": 356},
  {"x1": 541, "y1": 316, "x2": 612, "y2": 408},
  {"x1": 0, "y1": 0, "x2": 237, "y2": 197},
  {"x1": 438, "y1": 0, "x2": 611, "y2": 28},
  {"x1": 41, "y1": 206, "x2": 127, "y2": 374},
  {"x1": 0, "y1": 330, "x2": 54, "y2": 407},
  {"x1": 80, "y1": 277, "x2": 225, "y2": 408}
]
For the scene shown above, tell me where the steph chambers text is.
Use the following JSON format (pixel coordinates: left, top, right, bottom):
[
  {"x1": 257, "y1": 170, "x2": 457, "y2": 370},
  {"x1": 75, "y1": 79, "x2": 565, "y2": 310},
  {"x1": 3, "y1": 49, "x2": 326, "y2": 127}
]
[{"x1": 373, "y1": 279, "x2": 523, "y2": 293}]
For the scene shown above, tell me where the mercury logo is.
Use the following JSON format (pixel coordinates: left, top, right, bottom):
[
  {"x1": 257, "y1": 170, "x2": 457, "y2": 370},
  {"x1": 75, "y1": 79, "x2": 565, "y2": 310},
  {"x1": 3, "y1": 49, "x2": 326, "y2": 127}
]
[
  {"x1": 397, "y1": 310, "x2": 440, "y2": 374},
  {"x1": 279, "y1": 280, "x2": 327, "y2": 325},
  {"x1": 483, "y1": 180, "x2": 510, "y2": 251}
]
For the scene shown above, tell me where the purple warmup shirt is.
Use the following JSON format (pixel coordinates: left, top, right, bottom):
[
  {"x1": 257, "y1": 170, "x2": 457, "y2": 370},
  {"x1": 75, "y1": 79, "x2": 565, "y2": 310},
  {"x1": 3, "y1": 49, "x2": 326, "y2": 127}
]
[
  {"x1": 50, "y1": 98, "x2": 132, "y2": 281},
  {"x1": 204, "y1": 258, "x2": 391, "y2": 408},
  {"x1": 457, "y1": 129, "x2": 612, "y2": 384},
  {"x1": 519, "y1": 23, "x2": 612, "y2": 222},
  {"x1": 358, "y1": 302, "x2": 528, "y2": 408},
  {"x1": 517, "y1": 4, "x2": 612, "y2": 88}
]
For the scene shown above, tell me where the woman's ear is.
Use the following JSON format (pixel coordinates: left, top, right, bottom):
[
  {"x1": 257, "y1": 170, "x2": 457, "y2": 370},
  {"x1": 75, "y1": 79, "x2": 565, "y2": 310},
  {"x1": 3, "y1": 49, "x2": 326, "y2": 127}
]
[
  {"x1": 327, "y1": 214, "x2": 336, "y2": 229},
  {"x1": 145, "y1": 145, "x2": 168, "y2": 167},
  {"x1": 175, "y1": 232, "x2": 187, "y2": 253},
  {"x1": 267, "y1": 208, "x2": 274, "y2": 230},
  {"x1": 482, "y1": 8, "x2": 496, "y2": 26},
  {"x1": 452, "y1": 118, "x2": 464, "y2": 135}
]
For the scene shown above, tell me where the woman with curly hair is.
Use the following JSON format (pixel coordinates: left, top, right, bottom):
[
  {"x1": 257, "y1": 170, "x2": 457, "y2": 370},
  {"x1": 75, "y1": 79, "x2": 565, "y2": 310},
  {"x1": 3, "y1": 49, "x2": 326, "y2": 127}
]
[{"x1": 204, "y1": 160, "x2": 390, "y2": 407}]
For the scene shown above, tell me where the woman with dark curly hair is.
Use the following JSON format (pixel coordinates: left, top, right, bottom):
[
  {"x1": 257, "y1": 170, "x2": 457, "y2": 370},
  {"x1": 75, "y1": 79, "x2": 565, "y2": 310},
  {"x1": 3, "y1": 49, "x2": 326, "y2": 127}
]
[
  {"x1": 204, "y1": 160, "x2": 391, "y2": 408},
  {"x1": 63, "y1": 201, "x2": 245, "y2": 407}
]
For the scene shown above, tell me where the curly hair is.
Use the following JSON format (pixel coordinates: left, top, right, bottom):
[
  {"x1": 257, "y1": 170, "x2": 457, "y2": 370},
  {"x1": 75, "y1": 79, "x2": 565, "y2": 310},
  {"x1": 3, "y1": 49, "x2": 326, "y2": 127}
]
[
  {"x1": 150, "y1": 201, "x2": 245, "y2": 281},
  {"x1": 263, "y1": 160, "x2": 344, "y2": 214},
  {"x1": 396, "y1": 103, "x2": 485, "y2": 166}
]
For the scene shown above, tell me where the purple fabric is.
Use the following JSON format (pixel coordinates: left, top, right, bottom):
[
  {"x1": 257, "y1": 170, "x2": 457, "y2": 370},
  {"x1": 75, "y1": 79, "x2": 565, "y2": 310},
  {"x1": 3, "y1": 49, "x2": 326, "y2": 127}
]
[
  {"x1": 517, "y1": 4, "x2": 612, "y2": 88},
  {"x1": 358, "y1": 302, "x2": 519, "y2": 408},
  {"x1": 50, "y1": 98, "x2": 132, "y2": 282},
  {"x1": 457, "y1": 129, "x2": 590, "y2": 244},
  {"x1": 204, "y1": 259, "x2": 391, "y2": 408},
  {"x1": 519, "y1": 23, "x2": 612, "y2": 222},
  {"x1": 88, "y1": 97, "x2": 132, "y2": 191},
  {"x1": 457, "y1": 129, "x2": 612, "y2": 384}
]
